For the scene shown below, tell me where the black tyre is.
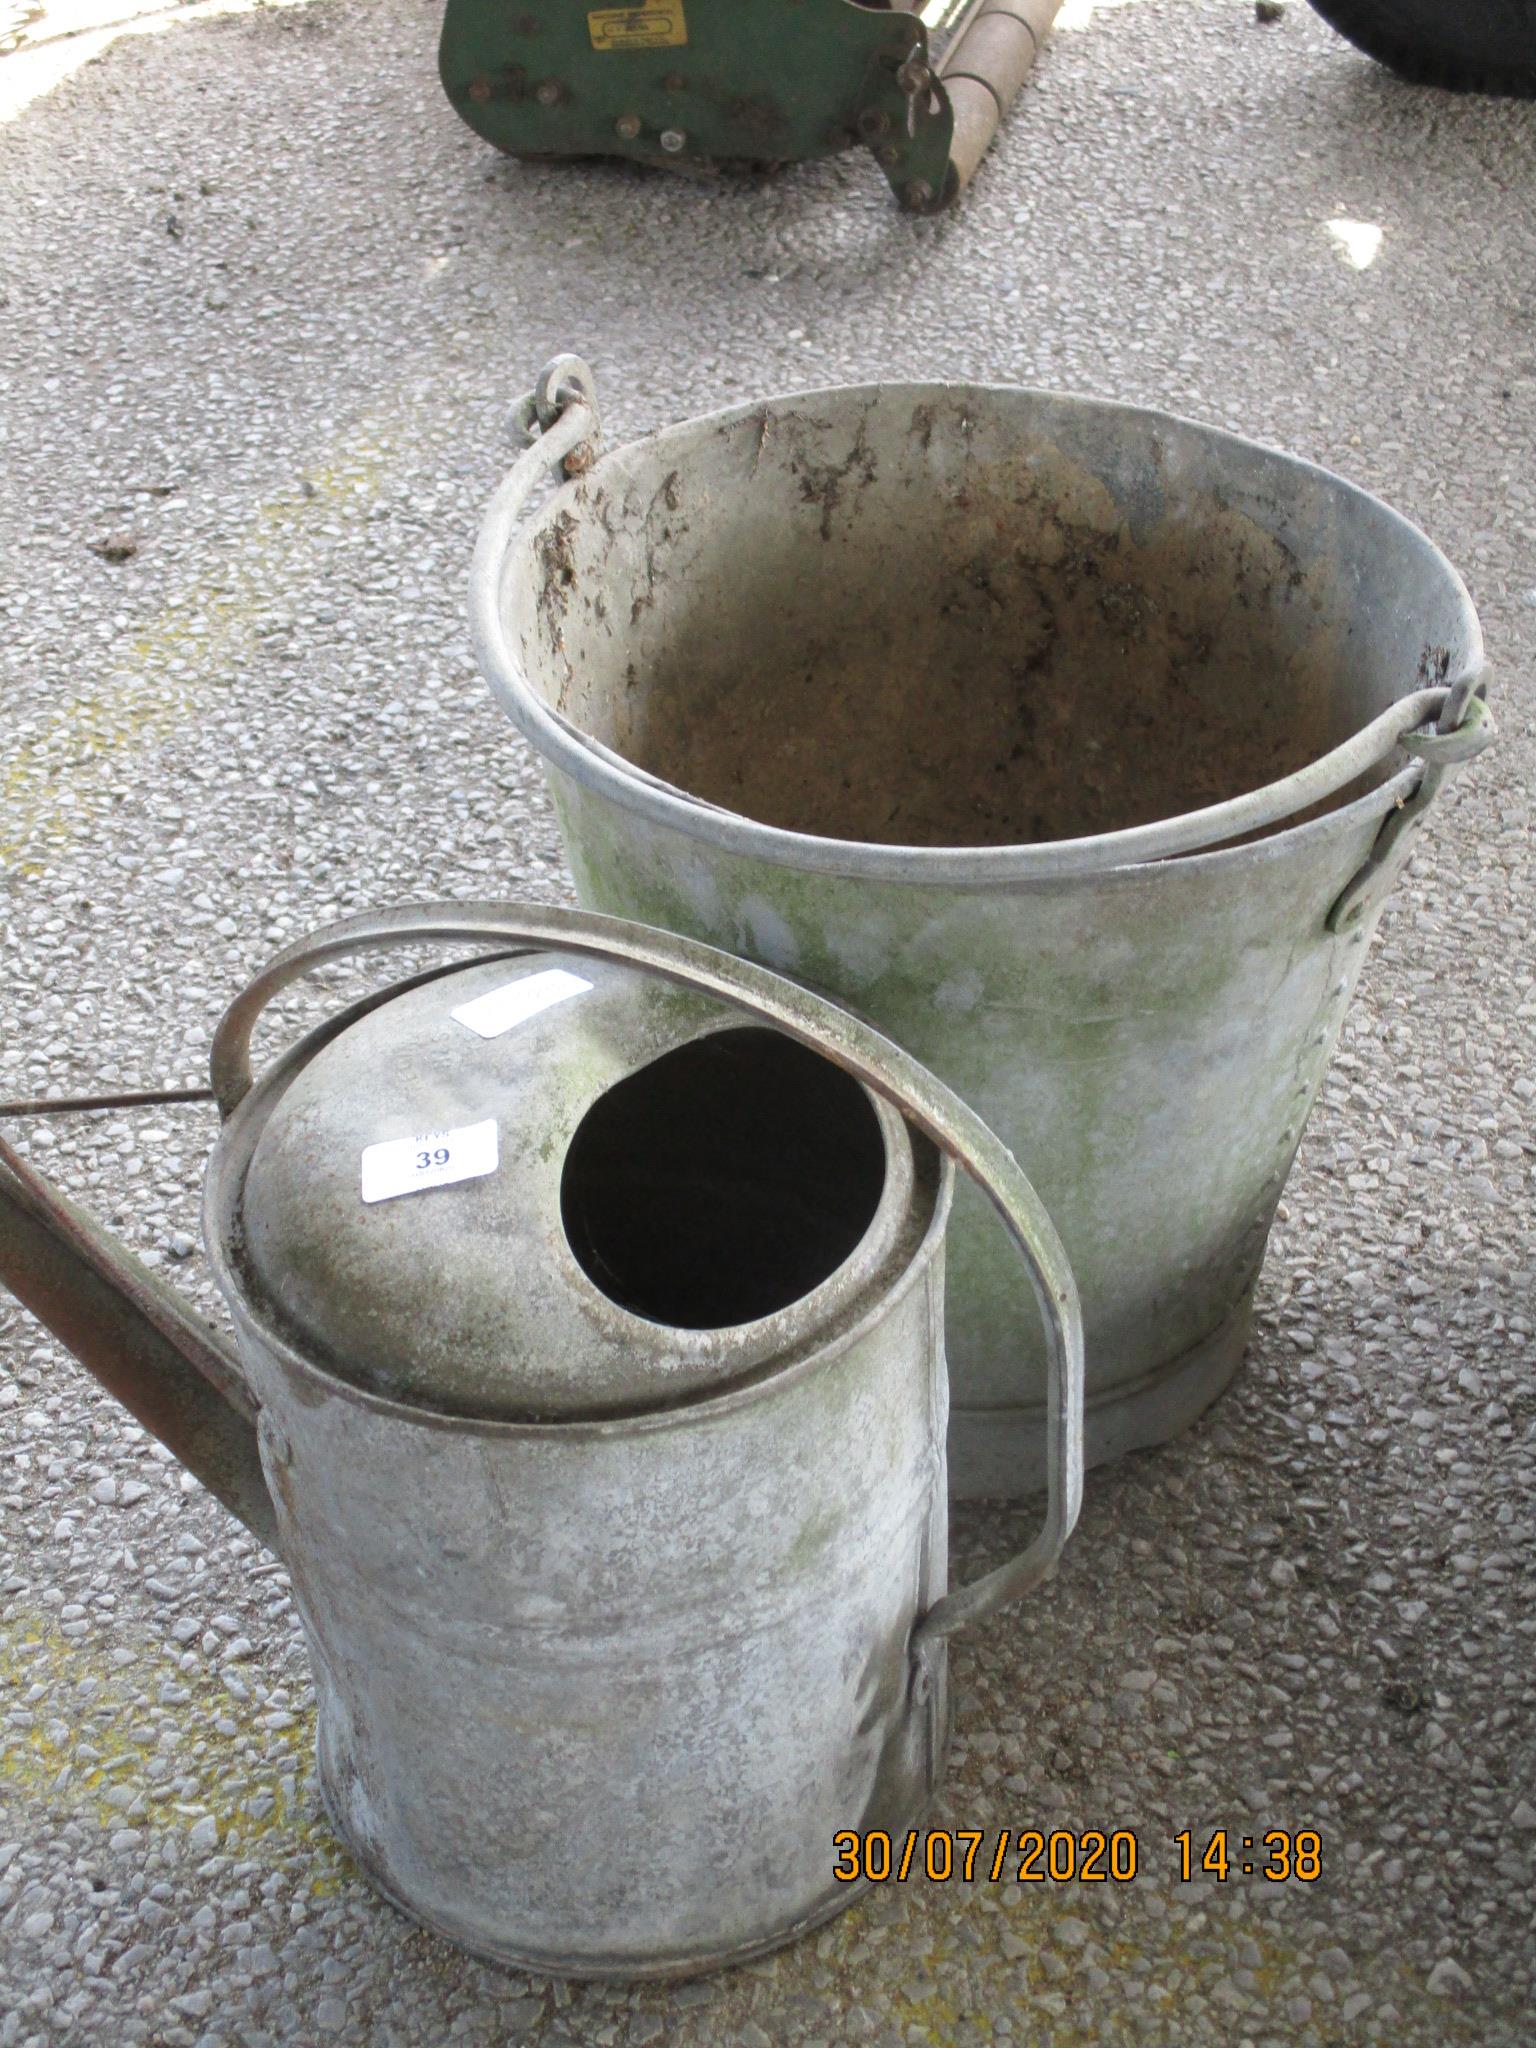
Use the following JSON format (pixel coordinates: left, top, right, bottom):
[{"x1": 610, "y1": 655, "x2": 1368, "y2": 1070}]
[{"x1": 1306, "y1": 0, "x2": 1536, "y2": 96}]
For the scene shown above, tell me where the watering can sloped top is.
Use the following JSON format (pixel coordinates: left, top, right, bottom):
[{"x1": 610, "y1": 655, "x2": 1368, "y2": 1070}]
[
  {"x1": 233, "y1": 946, "x2": 925, "y2": 1420},
  {"x1": 0, "y1": 902, "x2": 1085, "y2": 1646}
]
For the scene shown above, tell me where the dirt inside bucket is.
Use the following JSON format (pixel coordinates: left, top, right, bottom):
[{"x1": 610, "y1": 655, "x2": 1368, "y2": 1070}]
[
  {"x1": 536, "y1": 406, "x2": 1389, "y2": 849},
  {"x1": 634, "y1": 523, "x2": 1351, "y2": 847}
]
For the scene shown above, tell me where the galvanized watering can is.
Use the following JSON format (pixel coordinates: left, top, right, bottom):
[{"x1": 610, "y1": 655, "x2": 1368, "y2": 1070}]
[
  {"x1": 0, "y1": 903, "x2": 1083, "y2": 1978},
  {"x1": 472, "y1": 356, "x2": 1496, "y2": 1499}
]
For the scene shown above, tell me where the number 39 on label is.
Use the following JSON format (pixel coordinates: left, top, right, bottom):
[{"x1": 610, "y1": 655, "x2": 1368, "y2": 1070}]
[{"x1": 360, "y1": 1118, "x2": 500, "y2": 1205}]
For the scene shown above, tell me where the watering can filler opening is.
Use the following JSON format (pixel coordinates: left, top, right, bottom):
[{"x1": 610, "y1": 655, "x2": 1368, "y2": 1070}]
[{"x1": 559, "y1": 1027, "x2": 889, "y2": 1332}]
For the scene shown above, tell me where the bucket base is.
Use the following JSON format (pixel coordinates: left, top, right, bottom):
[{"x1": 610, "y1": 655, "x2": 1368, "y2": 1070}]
[{"x1": 949, "y1": 1300, "x2": 1252, "y2": 1500}]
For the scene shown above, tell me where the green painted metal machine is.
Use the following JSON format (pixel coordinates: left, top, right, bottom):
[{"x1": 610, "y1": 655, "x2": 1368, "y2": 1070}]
[{"x1": 439, "y1": 0, "x2": 1063, "y2": 213}]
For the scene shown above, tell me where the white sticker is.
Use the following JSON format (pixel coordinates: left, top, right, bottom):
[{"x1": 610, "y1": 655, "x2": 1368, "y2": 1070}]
[
  {"x1": 451, "y1": 968, "x2": 593, "y2": 1040},
  {"x1": 360, "y1": 1119, "x2": 499, "y2": 1206}
]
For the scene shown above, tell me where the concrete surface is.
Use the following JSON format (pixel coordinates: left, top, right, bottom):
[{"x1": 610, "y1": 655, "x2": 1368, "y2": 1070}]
[{"x1": 0, "y1": 0, "x2": 1532, "y2": 2042}]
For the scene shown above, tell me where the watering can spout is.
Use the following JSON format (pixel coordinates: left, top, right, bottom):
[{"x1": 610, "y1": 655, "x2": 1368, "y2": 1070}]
[{"x1": 0, "y1": 1132, "x2": 279, "y2": 1553}]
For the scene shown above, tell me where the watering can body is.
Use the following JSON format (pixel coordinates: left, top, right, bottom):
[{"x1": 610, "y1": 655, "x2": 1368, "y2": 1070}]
[
  {"x1": 223, "y1": 1201, "x2": 953, "y2": 1974},
  {"x1": 0, "y1": 903, "x2": 1083, "y2": 1978}
]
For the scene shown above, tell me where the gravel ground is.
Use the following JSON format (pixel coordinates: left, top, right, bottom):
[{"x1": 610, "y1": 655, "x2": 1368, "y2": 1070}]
[{"x1": 1, "y1": 0, "x2": 1533, "y2": 2042}]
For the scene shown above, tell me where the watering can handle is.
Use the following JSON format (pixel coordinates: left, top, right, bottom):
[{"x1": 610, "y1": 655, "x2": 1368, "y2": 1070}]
[{"x1": 210, "y1": 902, "x2": 1084, "y2": 1649}]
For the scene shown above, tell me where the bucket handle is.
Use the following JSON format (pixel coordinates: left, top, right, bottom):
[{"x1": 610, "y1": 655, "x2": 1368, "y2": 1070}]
[{"x1": 210, "y1": 902, "x2": 1085, "y2": 1649}]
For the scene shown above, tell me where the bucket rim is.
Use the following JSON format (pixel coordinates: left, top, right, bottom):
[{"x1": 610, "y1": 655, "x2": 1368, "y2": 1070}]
[{"x1": 473, "y1": 377, "x2": 1485, "y2": 886}]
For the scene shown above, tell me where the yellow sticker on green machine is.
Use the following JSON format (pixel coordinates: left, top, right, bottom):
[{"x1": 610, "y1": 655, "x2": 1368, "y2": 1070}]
[{"x1": 588, "y1": 2, "x2": 688, "y2": 51}]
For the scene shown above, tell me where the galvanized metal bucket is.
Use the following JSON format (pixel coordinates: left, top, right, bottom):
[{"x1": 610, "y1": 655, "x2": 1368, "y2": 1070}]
[
  {"x1": 471, "y1": 358, "x2": 1494, "y2": 1499},
  {"x1": 203, "y1": 904, "x2": 1083, "y2": 1978}
]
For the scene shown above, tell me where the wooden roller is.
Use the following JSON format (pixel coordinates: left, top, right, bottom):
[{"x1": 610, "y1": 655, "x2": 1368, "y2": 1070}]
[{"x1": 935, "y1": 0, "x2": 1065, "y2": 193}]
